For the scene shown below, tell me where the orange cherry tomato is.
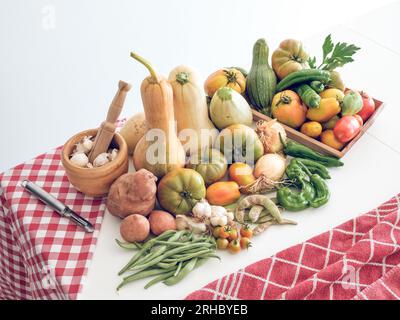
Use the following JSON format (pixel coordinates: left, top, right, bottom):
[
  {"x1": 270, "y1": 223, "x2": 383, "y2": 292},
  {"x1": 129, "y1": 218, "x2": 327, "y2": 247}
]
[
  {"x1": 240, "y1": 237, "x2": 252, "y2": 250},
  {"x1": 216, "y1": 238, "x2": 229, "y2": 250},
  {"x1": 206, "y1": 181, "x2": 241, "y2": 206},
  {"x1": 227, "y1": 228, "x2": 238, "y2": 241},
  {"x1": 240, "y1": 225, "x2": 253, "y2": 239},
  {"x1": 218, "y1": 226, "x2": 231, "y2": 239},
  {"x1": 228, "y1": 239, "x2": 241, "y2": 254}
]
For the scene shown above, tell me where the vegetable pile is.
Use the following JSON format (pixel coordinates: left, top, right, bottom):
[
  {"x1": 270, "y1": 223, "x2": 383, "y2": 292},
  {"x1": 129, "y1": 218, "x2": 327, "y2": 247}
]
[{"x1": 93, "y1": 34, "x2": 379, "y2": 291}]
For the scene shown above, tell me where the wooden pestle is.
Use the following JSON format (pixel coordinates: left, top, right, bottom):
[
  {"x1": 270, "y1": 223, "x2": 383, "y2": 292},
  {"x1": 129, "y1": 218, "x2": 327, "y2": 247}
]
[{"x1": 88, "y1": 80, "x2": 132, "y2": 163}]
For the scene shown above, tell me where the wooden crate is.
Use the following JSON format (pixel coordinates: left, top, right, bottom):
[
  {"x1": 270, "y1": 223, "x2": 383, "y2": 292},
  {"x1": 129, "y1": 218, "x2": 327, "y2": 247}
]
[{"x1": 251, "y1": 97, "x2": 385, "y2": 158}]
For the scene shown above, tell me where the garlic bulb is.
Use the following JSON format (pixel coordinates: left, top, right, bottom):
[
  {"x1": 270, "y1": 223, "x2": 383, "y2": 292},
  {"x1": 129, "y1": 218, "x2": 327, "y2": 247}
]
[
  {"x1": 210, "y1": 214, "x2": 228, "y2": 227},
  {"x1": 192, "y1": 199, "x2": 212, "y2": 219},
  {"x1": 226, "y1": 211, "x2": 234, "y2": 223},
  {"x1": 70, "y1": 153, "x2": 89, "y2": 167},
  {"x1": 175, "y1": 215, "x2": 207, "y2": 234},
  {"x1": 109, "y1": 148, "x2": 118, "y2": 161},
  {"x1": 82, "y1": 136, "x2": 93, "y2": 152},
  {"x1": 74, "y1": 136, "x2": 93, "y2": 154},
  {"x1": 211, "y1": 205, "x2": 227, "y2": 217},
  {"x1": 93, "y1": 153, "x2": 110, "y2": 167}
]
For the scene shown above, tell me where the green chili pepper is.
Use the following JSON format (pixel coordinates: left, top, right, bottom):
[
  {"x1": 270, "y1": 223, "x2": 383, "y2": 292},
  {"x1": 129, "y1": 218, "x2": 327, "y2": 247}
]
[
  {"x1": 295, "y1": 158, "x2": 331, "y2": 179},
  {"x1": 280, "y1": 134, "x2": 344, "y2": 167},
  {"x1": 309, "y1": 174, "x2": 330, "y2": 208},
  {"x1": 277, "y1": 187, "x2": 310, "y2": 211}
]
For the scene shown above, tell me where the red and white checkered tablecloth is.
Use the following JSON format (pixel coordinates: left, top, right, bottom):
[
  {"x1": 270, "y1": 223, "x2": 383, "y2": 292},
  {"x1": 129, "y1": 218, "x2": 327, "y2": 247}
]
[
  {"x1": 0, "y1": 147, "x2": 106, "y2": 300},
  {"x1": 186, "y1": 193, "x2": 400, "y2": 300}
]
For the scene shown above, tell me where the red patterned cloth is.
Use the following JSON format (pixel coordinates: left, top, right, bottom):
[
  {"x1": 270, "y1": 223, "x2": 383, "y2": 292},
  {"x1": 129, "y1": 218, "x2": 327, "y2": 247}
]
[
  {"x1": 0, "y1": 147, "x2": 106, "y2": 300},
  {"x1": 186, "y1": 194, "x2": 400, "y2": 300}
]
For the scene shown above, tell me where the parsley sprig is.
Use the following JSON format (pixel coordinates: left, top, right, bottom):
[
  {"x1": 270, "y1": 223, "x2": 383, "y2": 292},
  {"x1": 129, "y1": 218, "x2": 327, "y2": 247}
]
[{"x1": 308, "y1": 34, "x2": 360, "y2": 71}]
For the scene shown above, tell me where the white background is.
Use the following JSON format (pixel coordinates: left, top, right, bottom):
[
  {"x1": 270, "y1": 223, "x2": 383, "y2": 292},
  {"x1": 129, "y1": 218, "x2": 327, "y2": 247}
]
[{"x1": 1, "y1": 0, "x2": 400, "y2": 300}]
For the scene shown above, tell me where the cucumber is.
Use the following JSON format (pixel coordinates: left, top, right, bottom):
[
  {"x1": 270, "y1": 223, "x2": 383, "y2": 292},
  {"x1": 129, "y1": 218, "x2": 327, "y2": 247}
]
[
  {"x1": 309, "y1": 81, "x2": 325, "y2": 93},
  {"x1": 295, "y1": 84, "x2": 320, "y2": 108},
  {"x1": 246, "y1": 39, "x2": 277, "y2": 114},
  {"x1": 276, "y1": 69, "x2": 330, "y2": 92}
]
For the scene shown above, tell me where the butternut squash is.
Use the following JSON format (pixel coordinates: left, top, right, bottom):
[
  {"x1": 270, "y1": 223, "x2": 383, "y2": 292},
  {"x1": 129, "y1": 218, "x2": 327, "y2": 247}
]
[
  {"x1": 168, "y1": 65, "x2": 218, "y2": 154},
  {"x1": 131, "y1": 52, "x2": 185, "y2": 178}
]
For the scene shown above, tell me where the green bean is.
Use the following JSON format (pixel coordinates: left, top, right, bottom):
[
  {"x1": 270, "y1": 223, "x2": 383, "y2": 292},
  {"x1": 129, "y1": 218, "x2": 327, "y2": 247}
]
[
  {"x1": 157, "y1": 249, "x2": 213, "y2": 268},
  {"x1": 118, "y1": 230, "x2": 179, "y2": 275},
  {"x1": 132, "y1": 243, "x2": 213, "y2": 271},
  {"x1": 174, "y1": 262, "x2": 183, "y2": 277},
  {"x1": 144, "y1": 270, "x2": 176, "y2": 289},
  {"x1": 163, "y1": 258, "x2": 198, "y2": 286},
  {"x1": 117, "y1": 267, "x2": 173, "y2": 291},
  {"x1": 115, "y1": 239, "x2": 141, "y2": 250}
]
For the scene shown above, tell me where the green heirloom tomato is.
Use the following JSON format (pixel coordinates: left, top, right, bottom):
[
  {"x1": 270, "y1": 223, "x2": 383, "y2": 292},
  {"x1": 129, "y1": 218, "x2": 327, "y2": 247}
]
[
  {"x1": 342, "y1": 90, "x2": 363, "y2": 116},
  {"x1": 186, "y1": 148, "x2": 227, "y2": 185},
  {"x1": 157, "y1": 168, "x2": 206, "y2": 215},
  {"x1": 215, "y1": 124, "x2": 264, "y2": 165}
]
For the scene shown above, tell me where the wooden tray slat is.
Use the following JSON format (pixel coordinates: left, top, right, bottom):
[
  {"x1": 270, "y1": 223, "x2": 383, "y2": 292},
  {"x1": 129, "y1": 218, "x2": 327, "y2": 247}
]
[{"x1": 251, "y1": 97, "x2": 385, "y2": 158}]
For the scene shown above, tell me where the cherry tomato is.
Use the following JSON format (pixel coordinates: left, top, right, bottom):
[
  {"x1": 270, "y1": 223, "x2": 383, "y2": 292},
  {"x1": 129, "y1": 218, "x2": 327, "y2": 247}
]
[
  {"x1": 240, "y1": 225, "x2": 253, "y2": 239},
  {"x1": 228, "y1": 239, "x2": 241, "y2": 254},
  {"x1": 218, "y1": 226, "x2": 231, "y2": 239},
  {"x1": 357, "y1": 91, "x2": 375, "y2": 122},
  {"x1": 240, "y1": 237, "x2": 252, "y2": 249},
  {"x1": 333, "y1": 115, "x2": 362, "y2": 143},
  {"x1": 227, "y1": 228, "x2": 238, "y2": 241},
  {"x1": 216, "y1": 238, "x2": 229, "y2": 250},
  {"x1": 212, "y1": 226, "x2": 223, "y2": 238}
]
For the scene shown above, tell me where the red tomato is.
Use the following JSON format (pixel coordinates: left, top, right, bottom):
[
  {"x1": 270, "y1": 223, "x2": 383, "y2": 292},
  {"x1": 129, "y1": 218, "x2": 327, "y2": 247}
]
[
  {"x1": 354, "y1": 115, "x2": 363, "y2": 127},
  {"x1": 333, "y1": 116, "x2": 362, "y2": 143},
  {"x1": 357, "y1": 91, "x2": 375, "y2": 122}
]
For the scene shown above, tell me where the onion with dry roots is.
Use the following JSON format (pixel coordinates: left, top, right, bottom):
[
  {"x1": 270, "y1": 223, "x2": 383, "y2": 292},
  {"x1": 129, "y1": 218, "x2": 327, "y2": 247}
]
[
  {"x1": 256, "y1": 119, "x2": 287, "y2": 154},
  {"x1": 246, "y1": 153, "x2": 286, "y2": 193}
]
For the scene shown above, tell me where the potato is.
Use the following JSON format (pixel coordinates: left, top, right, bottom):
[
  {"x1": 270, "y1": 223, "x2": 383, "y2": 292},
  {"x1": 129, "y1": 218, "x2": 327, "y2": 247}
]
[
  {"x1": 148, "y1": 210, "x2": 176, "y2": 235},
  {"x1": 106, "y1": 169, "x2": 157, "y2": 218},
  {"x1": 119, "y1": 113, "x2": 147, "y2": 155},
  {"x1": 120, "y1": 214, "x2": 150, "y2": 242}
]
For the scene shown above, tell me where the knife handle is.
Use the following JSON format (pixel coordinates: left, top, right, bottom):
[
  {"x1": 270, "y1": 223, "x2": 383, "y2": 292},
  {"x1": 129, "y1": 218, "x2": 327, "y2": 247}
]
[{"x1": 21, "y1": 179, "x2": 66, "y2": 213}]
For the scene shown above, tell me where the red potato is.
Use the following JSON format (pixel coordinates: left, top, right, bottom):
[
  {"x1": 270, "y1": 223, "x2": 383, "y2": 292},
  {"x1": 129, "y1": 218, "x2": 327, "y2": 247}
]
[
  {"x1": 148, "y1": 210, "x2": 176, "y2": 235},
  {"x1": 120, "y1": 214, "x2": 150, "y2": 242}
]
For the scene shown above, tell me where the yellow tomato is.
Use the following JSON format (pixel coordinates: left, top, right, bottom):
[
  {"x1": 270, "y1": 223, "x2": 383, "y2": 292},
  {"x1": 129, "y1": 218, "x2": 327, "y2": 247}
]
[
  {"x1": 228, "y1": 163, "x2": 255, "y2": 187},
  {"x1": 300, "y1": 121, "x2": 322, "y2": 138},
  {"x1": 321, "y1": 130, "x2": 345, "y2": 150}
]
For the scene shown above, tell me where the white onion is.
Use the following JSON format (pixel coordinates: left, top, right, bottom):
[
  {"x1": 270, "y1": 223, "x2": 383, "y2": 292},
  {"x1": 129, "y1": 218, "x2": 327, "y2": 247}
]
[{"x1": 254, "y1": 153, "x2": 286, "y2": 181}]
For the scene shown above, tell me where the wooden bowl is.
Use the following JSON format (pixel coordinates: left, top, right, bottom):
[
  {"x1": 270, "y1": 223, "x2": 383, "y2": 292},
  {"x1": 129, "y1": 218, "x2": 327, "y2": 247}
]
[{"x1": 61, "y1": 128, "x2": 129, "y2": 197}]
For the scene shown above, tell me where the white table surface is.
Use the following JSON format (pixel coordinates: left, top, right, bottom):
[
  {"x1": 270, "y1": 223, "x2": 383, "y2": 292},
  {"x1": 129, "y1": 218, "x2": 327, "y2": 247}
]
[{"x1": 1, "y1": 1, "x2": 399, "y2": 300}]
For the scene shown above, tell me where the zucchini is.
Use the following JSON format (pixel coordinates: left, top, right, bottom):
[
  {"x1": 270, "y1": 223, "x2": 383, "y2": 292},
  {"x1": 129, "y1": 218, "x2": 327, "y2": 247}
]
[
  {"x1": 309, "y1": 81, "x2": 325, "y2": 93},
  {"x1": 295, "y1": 84, "x2": 320, "y2": 108},
  {"x1": 246, "y1": 38, "x2": 277, "y2": 114},
  {"x1": 276, "y1": 69, "x2": 330, "y2": 92}
]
